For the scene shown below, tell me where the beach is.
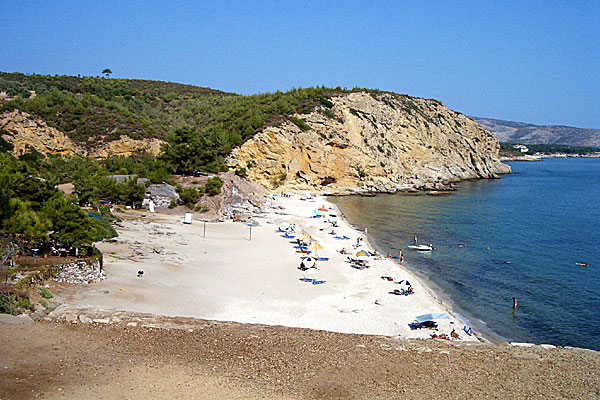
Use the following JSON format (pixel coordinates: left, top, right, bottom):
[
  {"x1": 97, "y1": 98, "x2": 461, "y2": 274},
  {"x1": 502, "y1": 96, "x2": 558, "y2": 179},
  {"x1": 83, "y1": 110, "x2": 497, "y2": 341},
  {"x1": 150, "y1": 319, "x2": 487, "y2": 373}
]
[{"x1": 63, "y1": 194, "x2": 477, "y2": 342}]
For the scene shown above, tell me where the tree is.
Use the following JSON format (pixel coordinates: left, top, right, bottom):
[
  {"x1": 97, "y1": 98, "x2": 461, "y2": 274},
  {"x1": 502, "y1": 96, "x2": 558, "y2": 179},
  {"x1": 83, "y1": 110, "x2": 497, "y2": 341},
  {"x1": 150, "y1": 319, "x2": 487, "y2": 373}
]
[
  {"x1": 42, "y1": 194, "x2": 96, "y2": 246},
  {"x1": 4, "y1": 199, "x2": 50, "y2": 242},
  {"x1": 102, "y1": 68, "x2": 112, "y2": 78},
  {"x1": 0, "y1": 233, "x2": 20, "y2": 314}
]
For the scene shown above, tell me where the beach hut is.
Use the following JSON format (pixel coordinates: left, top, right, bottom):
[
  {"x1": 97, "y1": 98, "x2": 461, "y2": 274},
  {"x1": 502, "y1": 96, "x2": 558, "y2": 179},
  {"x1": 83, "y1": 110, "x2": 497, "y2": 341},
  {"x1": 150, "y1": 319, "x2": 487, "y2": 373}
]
[{"x1": 183, "y1": 212, "x2": 193, "y2": 224}]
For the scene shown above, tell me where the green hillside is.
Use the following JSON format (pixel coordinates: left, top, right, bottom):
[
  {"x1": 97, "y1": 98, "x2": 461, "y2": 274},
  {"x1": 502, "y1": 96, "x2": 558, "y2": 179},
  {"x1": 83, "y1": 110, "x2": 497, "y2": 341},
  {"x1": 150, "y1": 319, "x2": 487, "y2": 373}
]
[{"x1": 0, "y1": 72, "x2": 350, "y2": 170}]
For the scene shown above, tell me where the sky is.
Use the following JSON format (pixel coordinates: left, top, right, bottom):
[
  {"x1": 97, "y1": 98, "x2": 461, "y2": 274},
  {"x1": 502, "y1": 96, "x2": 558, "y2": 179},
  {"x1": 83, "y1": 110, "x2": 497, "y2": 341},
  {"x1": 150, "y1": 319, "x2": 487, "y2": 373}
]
[{"x1": 2, "y1": 1, "x2": 599, "y2": 128}]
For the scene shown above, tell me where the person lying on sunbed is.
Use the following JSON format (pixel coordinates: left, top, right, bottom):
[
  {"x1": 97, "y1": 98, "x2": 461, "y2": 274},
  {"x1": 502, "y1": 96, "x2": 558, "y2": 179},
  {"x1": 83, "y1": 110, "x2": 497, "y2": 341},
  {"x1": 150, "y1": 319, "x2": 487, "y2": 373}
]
[{"x1": 451, "y1": 329, "x2": 460, "y2": 339}]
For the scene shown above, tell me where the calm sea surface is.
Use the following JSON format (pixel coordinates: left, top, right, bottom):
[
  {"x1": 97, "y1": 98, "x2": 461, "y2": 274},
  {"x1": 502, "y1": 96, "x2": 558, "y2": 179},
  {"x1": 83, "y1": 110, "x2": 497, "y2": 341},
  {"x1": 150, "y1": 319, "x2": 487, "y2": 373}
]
[{"x1": 329, "y1": 157, "x2": 600, "y2": 350}]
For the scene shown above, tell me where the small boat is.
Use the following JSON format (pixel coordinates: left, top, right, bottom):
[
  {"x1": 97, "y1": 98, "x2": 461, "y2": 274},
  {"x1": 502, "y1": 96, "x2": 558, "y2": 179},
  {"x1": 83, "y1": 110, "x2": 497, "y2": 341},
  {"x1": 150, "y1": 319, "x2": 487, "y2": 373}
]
[
  {"x1": 575, "y1": 262, "x2": 588, "y2": 267},
  {"x1": 408, "y1": 244, "x2": 433, "y2": 251}
]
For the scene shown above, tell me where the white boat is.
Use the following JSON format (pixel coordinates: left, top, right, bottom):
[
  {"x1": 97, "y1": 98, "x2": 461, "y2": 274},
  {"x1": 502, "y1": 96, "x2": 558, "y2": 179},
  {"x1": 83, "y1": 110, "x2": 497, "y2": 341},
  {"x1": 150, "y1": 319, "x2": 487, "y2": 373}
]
[{"x1": 408, "y1": 244, "x2": 433, "y2": 251}]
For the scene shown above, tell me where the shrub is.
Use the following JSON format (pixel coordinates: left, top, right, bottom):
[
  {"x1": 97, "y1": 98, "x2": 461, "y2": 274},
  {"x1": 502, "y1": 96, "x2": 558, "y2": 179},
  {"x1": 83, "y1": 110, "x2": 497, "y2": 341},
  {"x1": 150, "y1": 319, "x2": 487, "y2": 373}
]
[
  {"x1": 39, "y1": 299, "x2": 48, "y2": 307},
  {"x1": 235, "y1": 167, "x2": 247, "y2": 177},
  {"x1": 194, "y1": 203, "x2": 209, "y2": 212},
  {"x1": 168, "y1": 199, "x2": 177, "y2": 208},
  {"x1": 319, "y1": 97, "x2": 334, "y2": 108},
  {"x1": 177, "y1": 186, "x2": 202, "y2": 207},
  {"x1": 289, "y1": 116, "x2": 310, "y2": 132},
  {"x1": 204, "y1": 177, "x2": 223, "y2": 196},
  {"x1": 16, "y1": 297, "x2": 32, "y2": 310},
  {"x1": 38, "y1": 286, "x2": 53, "y2": 299}
]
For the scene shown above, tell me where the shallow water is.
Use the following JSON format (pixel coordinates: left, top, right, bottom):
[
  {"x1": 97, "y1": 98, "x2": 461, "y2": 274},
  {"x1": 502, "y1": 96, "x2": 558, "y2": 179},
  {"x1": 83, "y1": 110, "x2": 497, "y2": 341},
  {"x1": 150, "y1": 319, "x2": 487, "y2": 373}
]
[{"x1": 329, "y1": 157, "x2": 600, "y2": 350}]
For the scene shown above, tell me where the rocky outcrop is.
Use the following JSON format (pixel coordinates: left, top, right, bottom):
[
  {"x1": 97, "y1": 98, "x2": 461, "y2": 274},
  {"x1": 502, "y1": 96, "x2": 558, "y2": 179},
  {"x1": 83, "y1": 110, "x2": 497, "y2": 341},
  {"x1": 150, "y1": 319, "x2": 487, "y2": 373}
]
[
  {"x1": 0, "y1": 110, "x2": 163, "y2": 158},
  {"x1": 0, "y1": 110, "x2": 84, "y2": 155},
  {"x1": 227, "y1": 92, "x2": 511, "y2": 194}
]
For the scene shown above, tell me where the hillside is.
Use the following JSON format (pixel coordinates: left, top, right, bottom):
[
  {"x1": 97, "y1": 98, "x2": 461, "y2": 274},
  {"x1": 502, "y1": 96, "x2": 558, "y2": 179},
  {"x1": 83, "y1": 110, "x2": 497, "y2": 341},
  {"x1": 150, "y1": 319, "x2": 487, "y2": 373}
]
[
  {"x1": 1, "y1": 72, "x2": 510, "y2": 193},
  {"x1": 229, "y1": 92, "x2": 510, "y2": 193},
  {"x1": 472, "y1": 116, "x2": 600, "y2": 147}
]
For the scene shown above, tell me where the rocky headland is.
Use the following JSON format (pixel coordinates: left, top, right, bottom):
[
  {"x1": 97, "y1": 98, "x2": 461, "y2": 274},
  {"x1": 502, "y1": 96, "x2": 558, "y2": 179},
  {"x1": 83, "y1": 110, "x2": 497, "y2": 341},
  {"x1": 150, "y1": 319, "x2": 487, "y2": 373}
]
[{"x1": 228, "y1": 92, "x2": 510, "y2": 194}]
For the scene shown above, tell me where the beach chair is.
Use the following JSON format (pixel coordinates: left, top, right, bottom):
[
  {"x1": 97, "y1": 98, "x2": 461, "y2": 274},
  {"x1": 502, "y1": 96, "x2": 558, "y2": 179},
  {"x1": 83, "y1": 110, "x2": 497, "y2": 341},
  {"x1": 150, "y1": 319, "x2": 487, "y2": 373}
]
[
  {"x1": 299, "y1": 277, "x2": 313, "y2": 282},
  {"x1": 316, "y1": 257, "x2": 329, "y2": 261},
  {"x1": 312, "y1": 279, "x2": 326, "y2": 285},
  {"x1": 283, "y1": 232, "x2": 295, "y2": 238},
  {"x1": 463, "y1": 326, "x2": 473, "y2": 336}
]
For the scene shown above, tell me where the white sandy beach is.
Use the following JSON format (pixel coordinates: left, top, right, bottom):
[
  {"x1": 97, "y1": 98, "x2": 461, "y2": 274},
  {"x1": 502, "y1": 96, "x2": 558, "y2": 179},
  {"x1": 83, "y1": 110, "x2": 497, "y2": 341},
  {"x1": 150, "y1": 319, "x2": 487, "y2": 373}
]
[{"x1": 64, "y1": 195, "x2": 477, "y2": 341}]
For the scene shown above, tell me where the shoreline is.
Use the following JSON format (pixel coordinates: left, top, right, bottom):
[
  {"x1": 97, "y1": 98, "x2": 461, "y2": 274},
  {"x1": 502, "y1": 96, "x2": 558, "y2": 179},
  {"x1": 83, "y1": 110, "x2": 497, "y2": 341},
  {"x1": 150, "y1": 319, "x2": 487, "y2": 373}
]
[
  {"x1": 62, "y1": 193, "x2": 480, "y2": 342},
  {"x1": 328, "y1": 198, "x2": 499, "y2": 343}
]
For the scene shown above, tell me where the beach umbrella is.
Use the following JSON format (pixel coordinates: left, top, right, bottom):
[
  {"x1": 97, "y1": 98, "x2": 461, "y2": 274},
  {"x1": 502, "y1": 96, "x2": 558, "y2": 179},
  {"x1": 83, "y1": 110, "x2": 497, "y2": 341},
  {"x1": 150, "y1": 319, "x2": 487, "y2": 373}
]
[
  {"x1": 357, "y1": 255, "x2": 370, "y2": 262},
  {"x1": 301, "y1": 232, "x2": 312, "y2": 240},
  {"x1": 356, "y1": 250, "x2": 368, "y2": 257},
  {"x1": 414, "y1": 313, "x2": 449, "y2": 323},
  {"x1": 308, "y1": 242, "x2": 324, "y2": 257}
]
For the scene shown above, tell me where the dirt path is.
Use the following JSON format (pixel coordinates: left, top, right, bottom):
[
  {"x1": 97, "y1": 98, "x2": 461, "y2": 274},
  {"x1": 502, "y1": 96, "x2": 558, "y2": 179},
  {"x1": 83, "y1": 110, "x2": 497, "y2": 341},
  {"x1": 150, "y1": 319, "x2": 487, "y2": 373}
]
[{"x1": 1, "y1": 317, "x2": 599, "y2": 399}]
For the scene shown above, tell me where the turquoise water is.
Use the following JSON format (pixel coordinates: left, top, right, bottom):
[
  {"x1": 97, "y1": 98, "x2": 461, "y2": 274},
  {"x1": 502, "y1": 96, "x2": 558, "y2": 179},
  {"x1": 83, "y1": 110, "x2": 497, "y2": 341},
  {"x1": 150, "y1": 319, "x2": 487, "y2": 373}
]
[{"x1": 329, "y1": 157, "x2": 600, "y2": 350}]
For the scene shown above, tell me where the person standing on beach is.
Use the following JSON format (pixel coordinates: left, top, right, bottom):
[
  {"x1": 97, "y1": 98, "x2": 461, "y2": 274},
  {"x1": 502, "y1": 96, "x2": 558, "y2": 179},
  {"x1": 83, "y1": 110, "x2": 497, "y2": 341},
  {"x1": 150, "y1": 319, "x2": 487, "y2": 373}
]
[
  {"x1": 512, "y1": 297, "x2": 518, "y2": 309},
  {"x1": 399, "y1": 249, "x2": 403, "y2": 264}
]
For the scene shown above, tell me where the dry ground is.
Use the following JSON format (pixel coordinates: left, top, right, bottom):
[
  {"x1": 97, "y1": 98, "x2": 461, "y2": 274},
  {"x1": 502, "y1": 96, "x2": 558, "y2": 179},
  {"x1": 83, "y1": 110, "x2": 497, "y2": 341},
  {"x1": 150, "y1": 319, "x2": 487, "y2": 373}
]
[{"x1": 1, "y1": 317, "x2": 599, "y2": 399}]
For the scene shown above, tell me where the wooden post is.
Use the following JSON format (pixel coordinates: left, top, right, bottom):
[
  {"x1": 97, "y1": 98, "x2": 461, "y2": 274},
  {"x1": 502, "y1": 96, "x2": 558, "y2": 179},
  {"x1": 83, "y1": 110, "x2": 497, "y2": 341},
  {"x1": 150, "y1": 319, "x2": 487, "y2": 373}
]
[
  {"x1": 249, "y1": 226, "x2": 252, "y2": 241},
  {"x1": 203, "y1": 222, "x2": 206, "y2": 238}
]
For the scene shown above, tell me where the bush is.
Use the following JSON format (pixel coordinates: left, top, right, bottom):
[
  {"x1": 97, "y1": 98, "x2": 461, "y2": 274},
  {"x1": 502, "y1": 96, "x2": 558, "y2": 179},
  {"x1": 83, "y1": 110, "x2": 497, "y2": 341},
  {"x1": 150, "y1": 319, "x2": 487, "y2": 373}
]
[
  {"x1": 319, "y1": 97, "x2": 334, "y2": 108},
  {"x1": 235, "y1": 167, "x2": 247, "y2": 177},
  {"x1": 289, "y1": 116, "x2": 311, "y2": 132},
  {"x1": 204, "y1": 177, "x2": 223, "y2": 196},
  {"x1": 177, "y1": 186, "x2": 202, "y2": 207},
  {"x1": 89, "y1": 217, "x2": 118, "y2": 241},
  {"x1": 195, "y1": 203, "x2": 209, "y2": 212},
  {"x1": 16, "y1": 297, "x2": 32, "y2": 310},
  {"x1": 39, "y1": 298, "x2": 48, "y2": 307},
  {"x1": 168, "y1": 199, "x2": 177, "y2": 208},
  {"x1": 38, "y1": 286, "x2": 53, "y2": 299}
]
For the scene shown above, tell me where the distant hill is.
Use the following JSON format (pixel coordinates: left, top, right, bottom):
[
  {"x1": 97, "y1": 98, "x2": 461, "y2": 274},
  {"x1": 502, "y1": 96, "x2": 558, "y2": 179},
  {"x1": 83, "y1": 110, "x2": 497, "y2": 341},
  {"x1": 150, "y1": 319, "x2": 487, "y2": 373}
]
[{"x1": 471, "y1": 117, "x2": 600, "y2": 147}]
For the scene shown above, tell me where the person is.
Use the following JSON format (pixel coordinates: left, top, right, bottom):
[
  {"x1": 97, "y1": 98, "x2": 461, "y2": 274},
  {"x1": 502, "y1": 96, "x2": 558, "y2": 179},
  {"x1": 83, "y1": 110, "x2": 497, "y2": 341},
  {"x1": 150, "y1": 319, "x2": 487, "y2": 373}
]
[
  {"x1": 386, "y1": 252, "x2": 392, "y2": 258},
  {"x1": 399, "y1": 254, "x2": 404, "y2": 264},
  {"x1": 512, "y1": 297, "x2": 518, "y2": 309},
  {"x1": 299, "y1": 261, "x2": 306, "y2": 270},
  {"x1": 451, "y1": 329, "x2": 460, "y2": 339},
  {"x1": 413, "y1": 236, "x2": 418, "y2": 245},
  {"x1": 407, "y1": 285, "x2": 413, "y2": 293},
  {"x1": 311, "y1": 263, "x2": 318, "y2": 269}
]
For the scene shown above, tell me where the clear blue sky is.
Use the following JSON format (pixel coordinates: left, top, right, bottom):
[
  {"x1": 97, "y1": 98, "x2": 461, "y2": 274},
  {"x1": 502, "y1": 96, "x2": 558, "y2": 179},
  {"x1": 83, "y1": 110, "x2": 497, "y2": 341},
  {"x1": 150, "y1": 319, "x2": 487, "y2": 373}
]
[{"x1": 2, "y1": 1, "x2": 599, "y2": 128}]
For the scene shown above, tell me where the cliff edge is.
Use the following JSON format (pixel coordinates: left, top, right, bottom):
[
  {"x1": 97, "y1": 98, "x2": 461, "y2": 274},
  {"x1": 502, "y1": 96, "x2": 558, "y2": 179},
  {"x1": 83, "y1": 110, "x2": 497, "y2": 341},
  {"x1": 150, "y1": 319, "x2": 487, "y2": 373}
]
[{"x1": 227, "y1": 92, "x2": 510, "y2": 194}]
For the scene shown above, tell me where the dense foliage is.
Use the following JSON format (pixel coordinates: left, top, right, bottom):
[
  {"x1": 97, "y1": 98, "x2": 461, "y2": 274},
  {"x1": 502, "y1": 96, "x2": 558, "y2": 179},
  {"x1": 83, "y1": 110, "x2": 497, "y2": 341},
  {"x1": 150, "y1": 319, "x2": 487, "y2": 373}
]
[
  {"x1": 0, "y1": 148, "x2": 147, "y2": 247},
  {"x1": 1, "y1": 72, "x2": 354, "y2": 171}
]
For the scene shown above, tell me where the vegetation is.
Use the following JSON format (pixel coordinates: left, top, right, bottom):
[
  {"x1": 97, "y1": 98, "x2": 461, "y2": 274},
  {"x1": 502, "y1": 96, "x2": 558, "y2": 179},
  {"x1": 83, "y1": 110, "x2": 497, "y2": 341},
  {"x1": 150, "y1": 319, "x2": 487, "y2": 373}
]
[
  {"x1": 38, "y1": 286, "x2": 53, "y2": 299},
  {"x1": 0, "y1": 72, "x2": 365, "y2": 172}
]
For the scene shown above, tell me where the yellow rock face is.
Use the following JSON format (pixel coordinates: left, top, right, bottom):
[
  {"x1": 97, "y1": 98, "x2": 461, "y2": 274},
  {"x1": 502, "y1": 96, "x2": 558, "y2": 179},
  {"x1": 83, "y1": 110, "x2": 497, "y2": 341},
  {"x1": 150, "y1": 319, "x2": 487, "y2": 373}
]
[
  {"x1": 227, "y1": 92, "x2": 511, "y2": 193},
  {"x1": 0, "y1": 110, "x2": 163, "y2": 158}
]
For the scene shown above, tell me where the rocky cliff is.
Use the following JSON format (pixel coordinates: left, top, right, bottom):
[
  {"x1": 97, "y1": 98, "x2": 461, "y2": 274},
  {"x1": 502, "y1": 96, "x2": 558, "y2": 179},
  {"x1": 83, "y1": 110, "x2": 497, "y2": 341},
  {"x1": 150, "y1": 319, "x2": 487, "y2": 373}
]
[
  {"x1": 227, "y1": 92, "x2": 511, "y2": 194},
  {"x1": 0, "y1": 110, "x2": 163, "y2": 158}
]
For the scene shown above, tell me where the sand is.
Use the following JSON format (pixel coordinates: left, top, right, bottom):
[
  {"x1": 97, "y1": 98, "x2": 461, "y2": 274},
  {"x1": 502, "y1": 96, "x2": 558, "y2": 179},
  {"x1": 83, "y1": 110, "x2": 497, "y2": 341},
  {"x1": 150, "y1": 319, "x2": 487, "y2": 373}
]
[{"x1": 63, "y1": 194, "x2": 477, "y2": 341}]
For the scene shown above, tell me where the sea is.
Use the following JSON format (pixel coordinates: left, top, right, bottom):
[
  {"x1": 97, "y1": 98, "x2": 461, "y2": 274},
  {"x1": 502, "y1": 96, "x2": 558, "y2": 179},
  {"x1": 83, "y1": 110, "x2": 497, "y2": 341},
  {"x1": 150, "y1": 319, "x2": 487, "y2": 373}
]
[{"x1": 329, "y1": 157, "x2": 600, "y2": 350}]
